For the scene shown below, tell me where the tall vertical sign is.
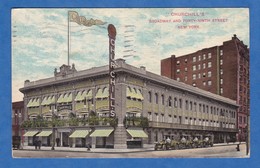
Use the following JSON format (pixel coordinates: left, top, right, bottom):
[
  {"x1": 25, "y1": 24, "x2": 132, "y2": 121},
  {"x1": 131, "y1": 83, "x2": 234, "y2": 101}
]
[{"x1": 108, "y1": 24, "x2": 117, "y2": 117}]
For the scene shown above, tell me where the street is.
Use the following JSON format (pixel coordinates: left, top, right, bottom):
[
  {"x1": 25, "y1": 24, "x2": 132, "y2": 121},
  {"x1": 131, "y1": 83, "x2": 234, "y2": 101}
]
[{"x1": 12, "y1": 143, "x2": 248, "y2": 158}]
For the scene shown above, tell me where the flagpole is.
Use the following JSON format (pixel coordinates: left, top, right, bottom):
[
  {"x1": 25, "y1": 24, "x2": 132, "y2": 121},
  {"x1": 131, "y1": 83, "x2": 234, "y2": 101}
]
[{"x1": 68, "y1": 11, "x2": 70, "y2": 66}]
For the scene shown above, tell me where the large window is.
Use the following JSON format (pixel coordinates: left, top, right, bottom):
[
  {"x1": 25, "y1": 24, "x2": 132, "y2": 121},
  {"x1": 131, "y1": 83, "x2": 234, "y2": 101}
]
[
  {"x1": 208, "y1": 53, "x2": 212, "y2": 59},
  {"x1": 193, "y1": 65, "x2": 196, "y2": 71},
  {"x1": 161, "y1": 94, "x2": 164, "y2": 105},
  {"x1": 168, "y1": 96, "x2": 172, "y2": 107},
  {"x1": 193, "y1": 56, "x2": 196, "y2": 62},
  {"x1": 208, "y1": 71, "x2": 212, "y2": 77},
  {"x1": 192, "y1": 74, "x2": 196, "y2": 80},
  {"x1": 155, "y1": 93, "x2": 158, "y2": 104},
  {"x1": 208, "y1": 62, "x2": 212, "y2": 68},
  {"x1": 148, "y1": 91, "x2": 152, "y2": 103}
]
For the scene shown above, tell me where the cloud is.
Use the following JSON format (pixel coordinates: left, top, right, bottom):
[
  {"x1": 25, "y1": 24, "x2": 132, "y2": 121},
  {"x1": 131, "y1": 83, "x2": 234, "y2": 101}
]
[{"x1": 12, "y1": 8, "x2": 249, "y2": 102}]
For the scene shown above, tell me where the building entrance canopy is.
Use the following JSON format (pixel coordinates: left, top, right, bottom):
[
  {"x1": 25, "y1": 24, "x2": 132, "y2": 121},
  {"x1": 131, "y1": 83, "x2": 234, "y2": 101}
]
[
  {"x1": 69, "y1": 130, "x2": 90, "y2": 138},
  {"x1": 36, "y1": 130, "x2": 52, "y2": 137},
  {"x1": 23, "y1": 130, "x2": 39, "y2": 137},
  {"x1": 90, "y1": 128, "x2": 114, "y2": 137},
  {"x1": 126, "y1": 129, "x2": 148, "y2": 138}
]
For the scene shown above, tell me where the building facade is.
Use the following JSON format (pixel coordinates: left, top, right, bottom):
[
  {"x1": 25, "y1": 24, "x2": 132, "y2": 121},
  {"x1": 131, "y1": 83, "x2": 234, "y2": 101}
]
[
  {"x1": 20, "y1": 59, "x2": 238, "y2": 149},
  {"x1": 12, "y1": 101, "x2": 25, "y2": 148},
  {"x1": 161, "y1": 35, "x2": 249, "y2": 141}
]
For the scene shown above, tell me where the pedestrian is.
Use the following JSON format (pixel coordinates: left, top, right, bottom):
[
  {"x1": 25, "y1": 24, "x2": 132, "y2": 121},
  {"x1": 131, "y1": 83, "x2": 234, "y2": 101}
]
[
  {"x1": 34, "y1": 139, "x2": 38, "y2": 150},
  {"x1": 38, "y1": 140, "x2": 41, "y2": 150}
]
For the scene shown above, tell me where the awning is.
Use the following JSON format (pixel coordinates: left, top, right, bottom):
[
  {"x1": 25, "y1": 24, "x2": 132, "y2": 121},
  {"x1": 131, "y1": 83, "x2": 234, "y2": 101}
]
[
  {"x1": 27, "y1": 99, "x2": 40, "y2": 107},
  {"x1": 96, "y1": 88, "x2": 109, "y2": 99},
  {"x1": 126, "y1": 87, "x2": 144, "y2": 100},
  {"x1": 75, "y1": 90, "x2": 93, "y2": 101},
  {"x1": 90, "y1": 128, "x2": 114, "y2": 137},
  {"x1": 69, "y1": 130, "x2": 90, "y2": 138},
  {"x1": 41, "y1": 97, "x2": 48, "y2": 106},
  {"x1": 64, "y1": 93, "x2": 72, "y2": 103},
  {"x1": 36, "y1": 130, "x2": 52, "y2": 137},
  {"x1": 57, "y1": 94, "x2": 65, "y2": 103},
  {"x1": 23, "y1": 130, "x2": 39, "y2": 137},
  {"x1": 126, "y1": 129, "x2": 148, "y2": 138}
]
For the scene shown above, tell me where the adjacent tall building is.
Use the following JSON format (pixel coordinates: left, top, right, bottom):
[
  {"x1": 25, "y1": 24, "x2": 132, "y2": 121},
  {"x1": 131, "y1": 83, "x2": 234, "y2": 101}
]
[{"x1": 161, "y1": 34, "x2": 249, "y2": 141}]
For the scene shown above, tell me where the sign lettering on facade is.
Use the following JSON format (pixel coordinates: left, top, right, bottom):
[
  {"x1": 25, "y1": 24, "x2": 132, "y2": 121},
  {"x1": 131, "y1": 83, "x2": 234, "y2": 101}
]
[{"x1": 108, "y1": 24, "x2": 117, "y2": 117}]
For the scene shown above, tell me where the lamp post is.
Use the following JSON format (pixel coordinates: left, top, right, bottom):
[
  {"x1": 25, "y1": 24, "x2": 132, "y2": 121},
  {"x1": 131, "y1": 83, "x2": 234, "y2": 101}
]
[{"x1": 50, "y1": 104, "x2": 57, "y2": 150}]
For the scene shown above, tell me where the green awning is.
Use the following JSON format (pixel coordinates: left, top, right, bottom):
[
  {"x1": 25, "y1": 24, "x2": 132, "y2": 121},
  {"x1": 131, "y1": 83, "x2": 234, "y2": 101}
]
[
  {"x1": 36, "y1": 130, "x2": 52, "y2": 137},
  {"x1": 75, "y1": 91, "x2": 85, "y2": 101},
  {"x1": 23, "y1": 130, "x2": 39, "y2": 137},
  {"x1": 69, "y1": 130, "x2": 89, "y2": 138},
  {"x1": 41, "y1": 97, "x2": 48, "y2": 106},
  {"x1": 126, "y1": 87, "x2": 144, "y2": 100},
  {"x1": 126, "y1": 129, "x2": 148, "y2": 138},
  {"x1": 27, "y1": 99, "x2": 33, "y2": 107},
  {"x1": 57, "y1": 94, "x2": 65, "y2": 103},
  {"x1": 90, "y1": 129, "x2": 114, "y2": 137},
  {"x1": 64, "y1": 93, "x2": 72, "y2": 103},
  {"x1": 27, "y1": 99, "x2": 40, "y2": 107},
  {"x1": 96, "y1": 88, "x2": 109, "y2": 99}
]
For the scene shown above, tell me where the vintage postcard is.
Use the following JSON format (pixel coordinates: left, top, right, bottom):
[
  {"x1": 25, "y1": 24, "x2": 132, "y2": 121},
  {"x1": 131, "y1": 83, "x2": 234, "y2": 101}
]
[{"x1": 11, "y1": 8, "x2": 250, "y2": 159}]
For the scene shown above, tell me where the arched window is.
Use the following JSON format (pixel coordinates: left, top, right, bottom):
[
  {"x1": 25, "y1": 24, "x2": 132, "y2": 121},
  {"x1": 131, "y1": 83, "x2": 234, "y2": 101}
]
[
  {"x1": 155, "y1": 93, "x2": 158, "y2": 104},
  {"x1": 148, "y1": 91, "x2": 152, "y2": 103},
  {"x1": 174, "y1": 97, "x2": 178, "y2": 107},
  {"x1": 168, "y1": 96, "x2": 172, "y2": 107},
  {"x1": 161, "y1": 94, "x2": 164, "y2": 105}
]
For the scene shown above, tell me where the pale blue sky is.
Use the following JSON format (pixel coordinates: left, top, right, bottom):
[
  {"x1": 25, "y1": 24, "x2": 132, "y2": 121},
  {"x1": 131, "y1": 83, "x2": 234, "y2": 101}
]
[{"x1": 12, "y1": 8, "x2": 249, "y2": 101}]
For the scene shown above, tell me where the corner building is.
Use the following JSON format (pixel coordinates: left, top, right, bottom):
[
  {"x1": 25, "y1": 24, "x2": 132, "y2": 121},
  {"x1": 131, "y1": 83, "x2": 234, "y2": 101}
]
[
  {"x1": 20, "y1": 59, "x2": 238, "y2": 149},
  {"x1": 161, "y1": 35, "x2": 249, "y2": 141}
]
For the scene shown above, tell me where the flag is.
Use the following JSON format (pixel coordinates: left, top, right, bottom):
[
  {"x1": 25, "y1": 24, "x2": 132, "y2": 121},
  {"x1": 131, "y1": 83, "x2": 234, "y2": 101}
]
[{"x1": 69, "y1": 11, "x2": 106, "y2": 27}]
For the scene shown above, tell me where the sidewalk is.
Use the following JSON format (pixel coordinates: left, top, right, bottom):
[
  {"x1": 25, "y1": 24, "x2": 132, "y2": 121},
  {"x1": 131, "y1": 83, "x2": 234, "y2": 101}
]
[
  {"x1": 20, "y1": 145, "x2": 154, "y2": 153},
  {"x1": 19, "y1": 142, "x2": 244, "y2": 153}
]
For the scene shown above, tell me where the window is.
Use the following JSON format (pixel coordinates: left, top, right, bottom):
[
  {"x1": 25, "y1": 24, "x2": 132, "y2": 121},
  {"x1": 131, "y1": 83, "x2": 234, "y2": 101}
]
[
  {"x1": 168, "y1": 115, "x2": 172, "y2": 123},
  {"x1": 174, "y1": 98, "x2": 178, "y2": 107},
  {"x1": 208, "y1": 53, "x2": 212, "y2": 59},
  {"x1": 192, "y1": 74, "x2": 196, "y2": 80},
  {"x1": 161, "y1": 94, "x2": 164, "y2": 105},
  {"x1": 177, "y1": 69, "x2": 180, "y2": 73},
  {"x1": 155, "y1": 113, "x2": 159, "y2": 122},
  {"x1": 155, "y1": 93, "x2": 158, "y2": 104},
  {"x1": 198, "y1": 73, "x2": 201, "y2": 79},
  {"x1": 193, "y1": 57, "x2": 196, "y2": 62},
  {"x1": 179, "y1": 99, "x2": 182, "y2": 108},
  {"x1": 176, "y1": 77, "x2": 180, "y2": 81},
  {"x1": 185, "y1": 100, "x2": 189, "y2": 110},
  {"x1": 203, "y1": 73, "x2": 206, "y2": 77},
  {"x1": 220, "y1": 88, "x2": 223, "y2": 94},
  {"x1": 208, "y1": 80, "x2": 212, "y2": 86},
  {"x1": 203, "y1": 63, "x2": 206, "y2": 69},
  {"x1": 199, "y1": 104, "x2": 202, "y2": 112},
  {"x1": 194, "y1": 103, "x2": 197, "y2": 112},
  {"x1": 176, "y1": 60, "x2": 180, "y2": 65},
  {"x1": 198, "y1": 64, "x2": 201, "y2": 70},
  {"x1": 184, "y1": 76, "x2": 187, "y2": 81},
  {"x1": 220, "y1": 49, "x2": 223, "y2": 56},
  {"x1": 185, "y1": 59, "x2": 187, "y2": 63},
  {"x1": 148, "y1": 91, "x2": 152, "y2": 103},
  {"x1": 203, "y1": 54, "x2": 206, "y2": 60},
  {"x1": 220, "y1": 59, "x2": 223, "y2": 65},
  {"x1": 208, "y1": 62, "x2": 212, "y2": 68},
  {"x1": 161, "y1": 114, "x2": 165, "y2": 122},
  {"x1": 148, "y1": 112, "x2": 152, "y2": 121},
  {"x1": 208, "y1": 71, "x2": 212, "y2": 77},
  {"x1": 190, "y1": 101, "x2": 193, "y2": 111},
  {"x1": 239, "y1": 116, "x2": 242, "y2": 124},
  {"x1": 185, "y1": 67, "x2": 188, "y2": 72},
  {"x1": 220, "y1": 78, "x2": 223, "y2": 85},
  {"x1": 198, "y1": 55, "x2": 201, "y2": 61},
  {"x1": 193, "y1": 65, "x2": 196, "y2": 71},
  {"x1": 168, "y1": 96, "x2": 172, "y2": 107},
  {"x1": 220, "y1": 69, "x2": 223, "y2": 75}
]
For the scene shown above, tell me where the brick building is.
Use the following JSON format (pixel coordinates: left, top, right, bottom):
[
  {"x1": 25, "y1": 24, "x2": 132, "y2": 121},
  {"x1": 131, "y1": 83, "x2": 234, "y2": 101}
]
[{"x1": 161, "y1": 35, "x2": 249, "y2": 141}]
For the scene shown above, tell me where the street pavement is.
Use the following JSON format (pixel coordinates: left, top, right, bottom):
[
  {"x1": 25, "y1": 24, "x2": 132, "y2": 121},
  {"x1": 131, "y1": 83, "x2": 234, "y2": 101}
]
[{"x1": 12, "y1": 143, "x2": 249, "y2": 158}]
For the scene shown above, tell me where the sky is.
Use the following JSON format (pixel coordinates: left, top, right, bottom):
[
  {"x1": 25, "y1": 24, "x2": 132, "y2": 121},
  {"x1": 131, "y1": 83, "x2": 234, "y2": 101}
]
[{"x1": 12, "y1": 8, "x2": 249, "y2": 101}]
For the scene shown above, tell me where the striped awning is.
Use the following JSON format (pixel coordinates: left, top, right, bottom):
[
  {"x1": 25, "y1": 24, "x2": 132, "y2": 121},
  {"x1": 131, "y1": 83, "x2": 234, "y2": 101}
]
[
  {"x1": 23, "y1": 130, "x2": 39, "y2": 137},
  {"x1": 27, "y1": 99, "x2": 40, "y2": 107},
  {"x1": 126, "y1": 87, "x2": 144, "y2": 100},
  {"x1": 69, "y1": 130, "x2": 90, "y2": 138},
  {"x1": 126, "y1": 129, "x2": 148, "y2": 138},
  {"x1": 90, "y1": 128, "x2": 114, "y2": 137},
  {"x1": 75, "y1": 90, "x2": 93, "y2": 101},
  {"x1": 36, "y1": 130, "x2": 52, "y2": 137},
  {"x1": 96, "y1": 88, "x2": 109, "y2": 99}
]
